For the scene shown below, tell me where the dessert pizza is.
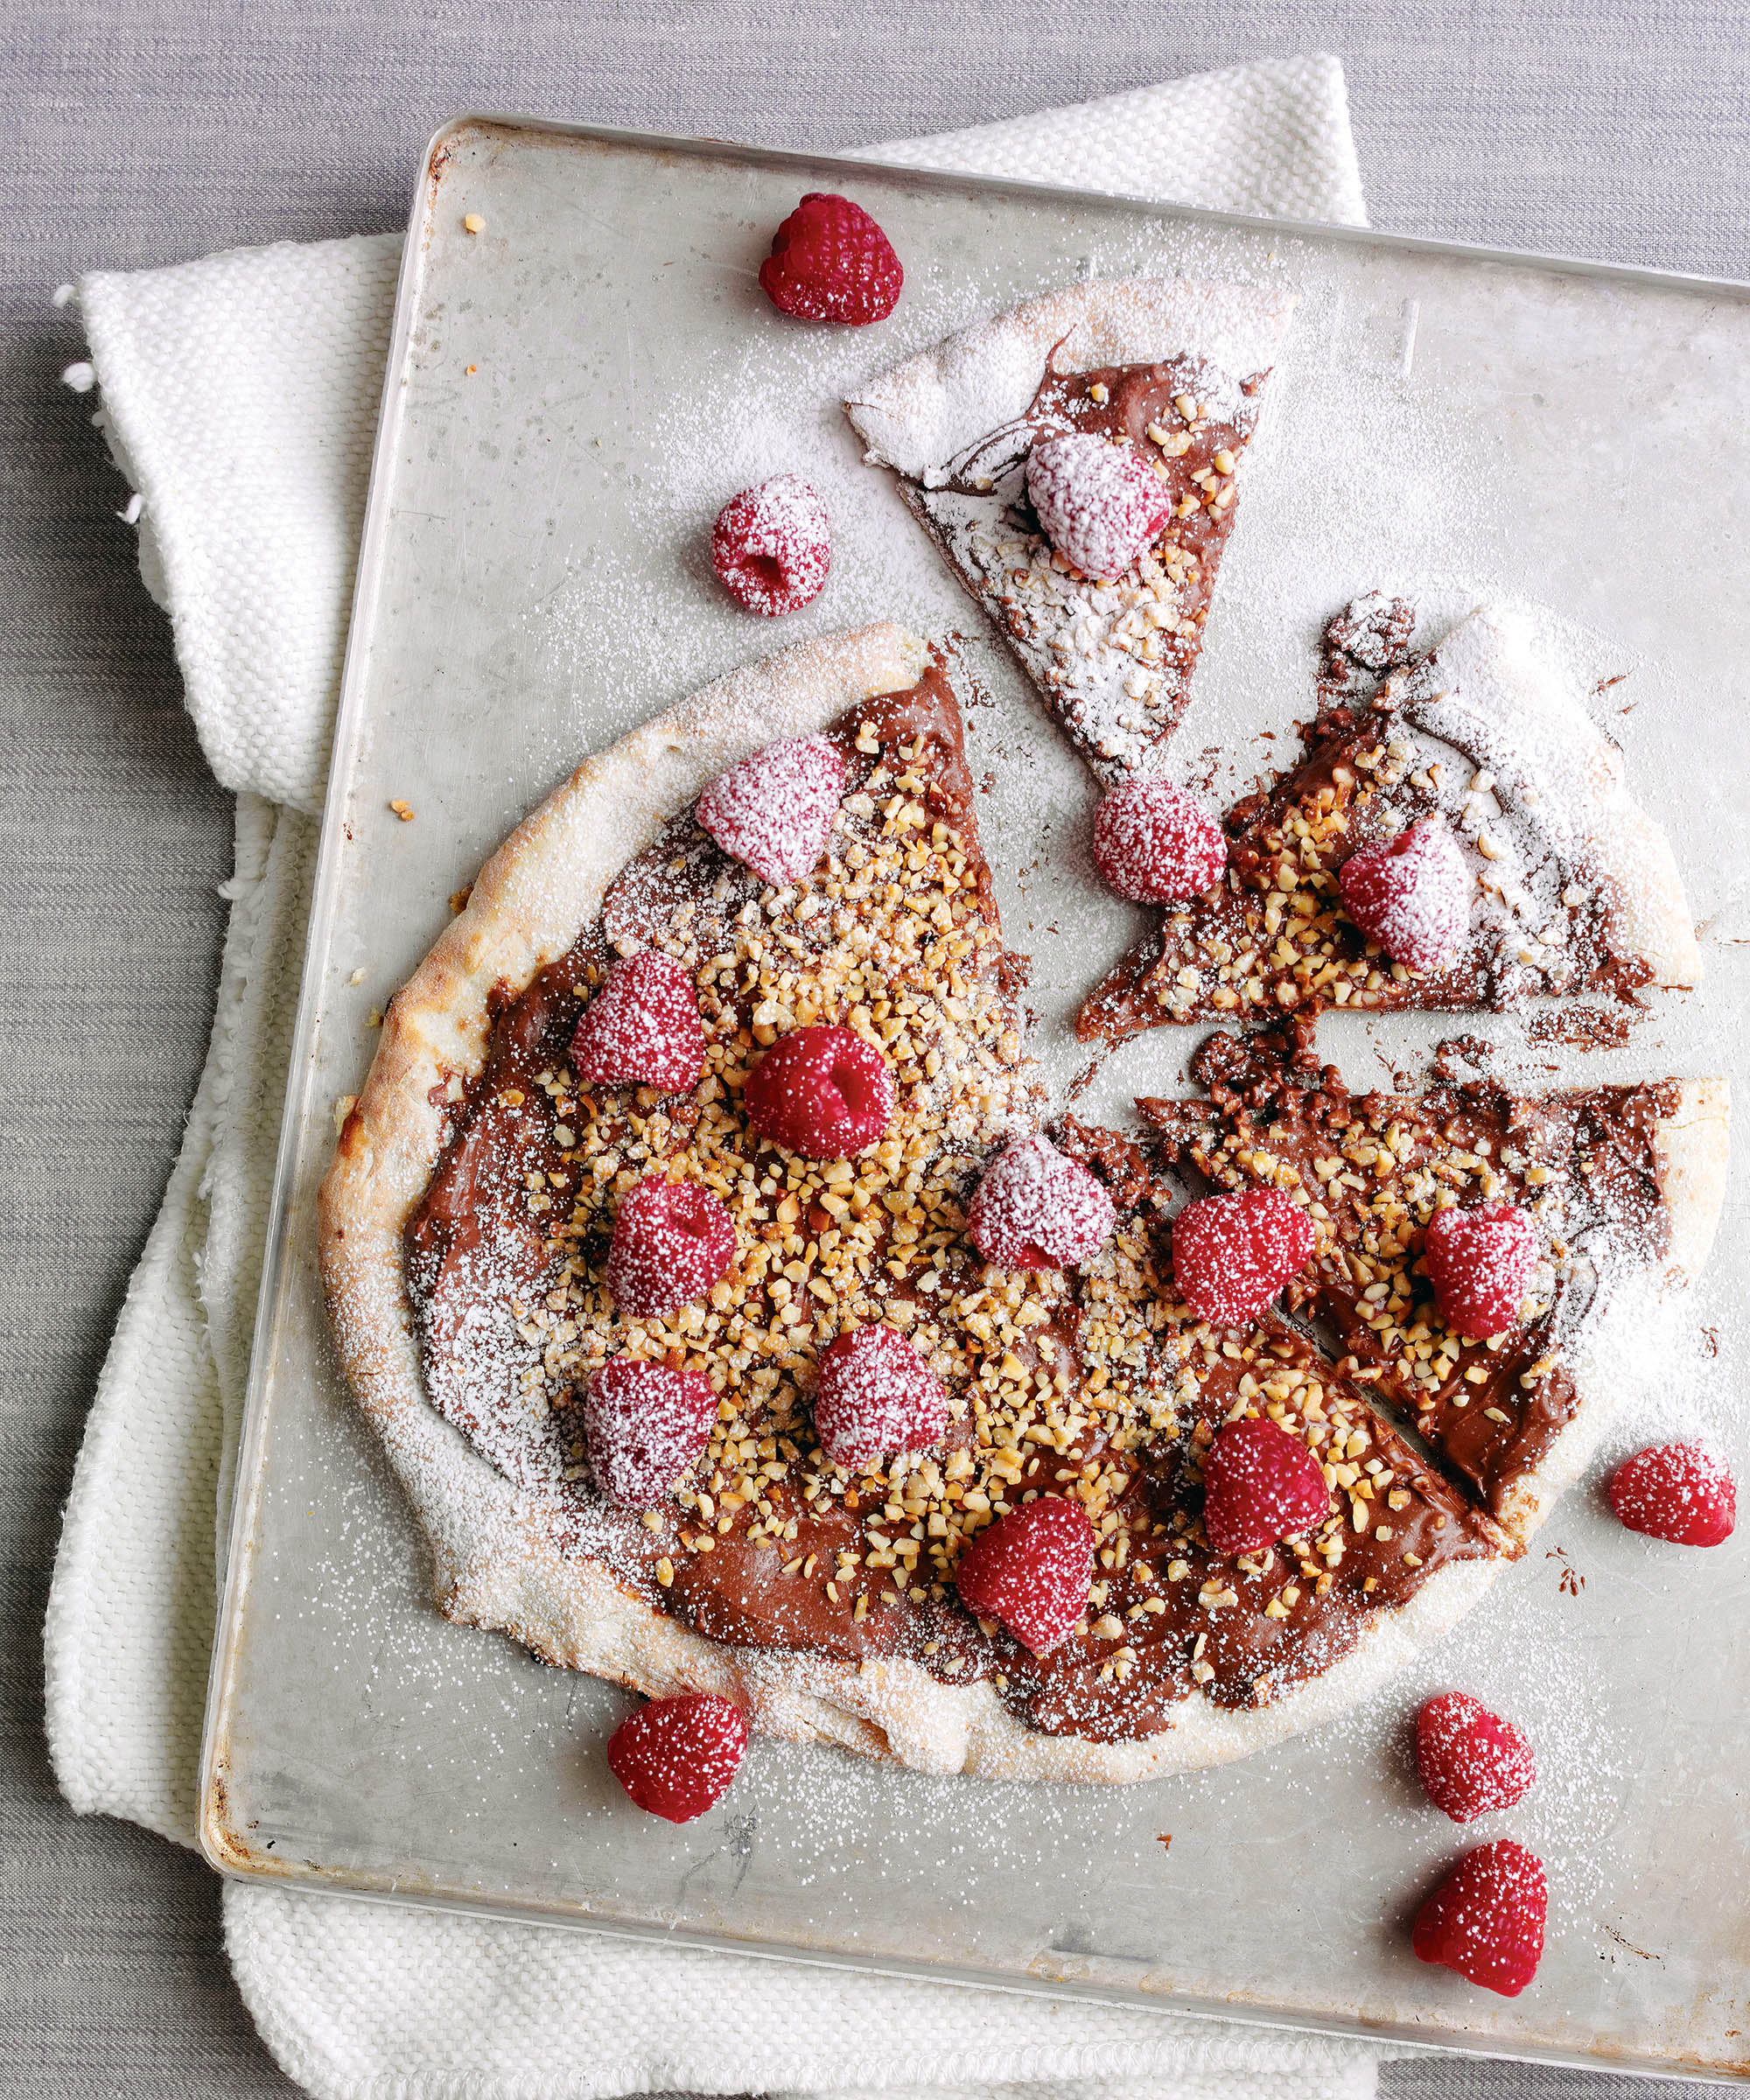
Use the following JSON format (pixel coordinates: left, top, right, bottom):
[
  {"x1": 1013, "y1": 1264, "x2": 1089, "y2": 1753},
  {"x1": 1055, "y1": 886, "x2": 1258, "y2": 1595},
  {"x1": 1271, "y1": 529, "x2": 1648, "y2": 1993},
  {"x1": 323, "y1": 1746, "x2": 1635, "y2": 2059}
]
[
  {"x1": 844, "y1": 276, "x2": 1295, "y2": 778},
  {"x1": 317, "y1": 620, "x2": 1592, "y2": 1786},
  {"x1": 1080, "y1": 598, "x2": 1702, "y2": 1041}
]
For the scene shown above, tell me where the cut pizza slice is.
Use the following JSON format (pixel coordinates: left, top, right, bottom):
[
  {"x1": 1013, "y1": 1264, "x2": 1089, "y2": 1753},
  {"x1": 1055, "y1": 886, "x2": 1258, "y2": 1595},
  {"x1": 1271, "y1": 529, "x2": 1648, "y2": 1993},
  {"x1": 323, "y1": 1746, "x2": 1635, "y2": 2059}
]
[
  {"x1": 844, "y1": 276, "x2": 1296, "y2": 779},
  {"x1": 324, "y1": 622, "x2": 1521, "y2": 1784},
  {"x1": 1080, "y1": 598, "x2": 1703, "y2": 1043},
  {"x1": 1139, "y1": 1025, "x2": 1729, "y2": 1544}
]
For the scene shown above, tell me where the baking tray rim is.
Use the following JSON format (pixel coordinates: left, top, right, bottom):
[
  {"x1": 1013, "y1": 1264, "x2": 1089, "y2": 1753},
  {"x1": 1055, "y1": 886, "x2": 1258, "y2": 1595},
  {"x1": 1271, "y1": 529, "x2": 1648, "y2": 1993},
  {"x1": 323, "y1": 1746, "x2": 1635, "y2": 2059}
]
[{"x1": 195, "y1": 109, "x2": 1750, "y2": 2085}]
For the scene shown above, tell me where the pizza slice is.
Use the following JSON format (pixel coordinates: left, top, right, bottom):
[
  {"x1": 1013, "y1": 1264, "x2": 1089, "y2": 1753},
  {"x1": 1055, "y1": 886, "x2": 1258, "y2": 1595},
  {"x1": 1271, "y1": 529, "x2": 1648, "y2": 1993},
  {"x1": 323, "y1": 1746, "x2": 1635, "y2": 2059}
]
[
  {"x1": 1080, "y1": 598, "x2": 1702, "y2": 1042},
  {"x1": 1139, "y1": 1025, "x2": 1728, "y2": 1544},
  {"x1": 844, "y1": 276, "x2": 1296, "y2": 779},
  {"x1": 322, "y1": 623, "x2": 1519, "y2": 1784}
]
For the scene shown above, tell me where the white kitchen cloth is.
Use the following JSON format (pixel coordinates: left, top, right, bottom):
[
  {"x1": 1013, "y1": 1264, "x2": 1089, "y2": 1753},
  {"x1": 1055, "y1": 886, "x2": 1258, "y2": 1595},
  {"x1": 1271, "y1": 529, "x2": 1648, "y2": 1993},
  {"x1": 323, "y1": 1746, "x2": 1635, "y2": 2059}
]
[{"x1": 46, "y1": 55, "x2": 1384, "y2": 2100}]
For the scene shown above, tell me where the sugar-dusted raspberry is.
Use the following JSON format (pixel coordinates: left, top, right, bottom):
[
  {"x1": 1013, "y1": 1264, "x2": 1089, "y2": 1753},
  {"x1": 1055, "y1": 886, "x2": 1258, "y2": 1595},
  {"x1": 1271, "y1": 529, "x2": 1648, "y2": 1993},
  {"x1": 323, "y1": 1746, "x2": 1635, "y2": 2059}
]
[
  {"x1": 759, "y1": 192, "x2": 902, "y2": 325},
  {"x1": 1607, "y1": 1441, "x2": 1737, "y2": 1545},
  {"x1": 606, "y1": 1177, "x2": 737, "y2": 1320},
  {"x1": 815, "y1": 1322, "x2": 949, "y2": 1472},
  {"x1": 953, "y1": 1495, "x2": 1094, "y2": 1655},
  {"x1": 742, "y1": 1024, "x2": 892, "y2": 1159},
  {"x1": 696, "y1": 733, "x2": 846, "y2": 886},
  {"x1": 710, "y1": 474, "x2": 831, "y2": 618},
  {"x1": 1092, "y1": 775, "x2": 1228, "y2": 902},
  {"x1": 606, "y1": 1692, "x2": 748, "y2": 1823},
  {"x1": 1411, "y1": 1838, "x2": 1548, "y2": 1997},
  {"x1": 965, "y1": 1133, "x2": 1116, "y2": 1271},
  {"x1": 570, "y1": 951, "x2": 705, "y2": 1094},
  {"x1": 1415, "y1": 1692, "x2": 1538, "y2": 1823},
  {"x1": 1025, "y1": 431, "x2": 1173, "y2": 580},
  {"x1": 584, "y1": 1359, "x2": 717, "y2": 1508},
  {"x1": 1201, "y1": 1417, "x2": 1331, "y2": 1555},
  {"x1": 1336, "y1": 816, "x2": 1470, "y2": 975},
  {"x1": 1424, "y1": 1200, "x2": 1538, "y2": 1340},
  {"x1": 1171, "y1": 1186, "x2": 1315, "y2": 1325}
]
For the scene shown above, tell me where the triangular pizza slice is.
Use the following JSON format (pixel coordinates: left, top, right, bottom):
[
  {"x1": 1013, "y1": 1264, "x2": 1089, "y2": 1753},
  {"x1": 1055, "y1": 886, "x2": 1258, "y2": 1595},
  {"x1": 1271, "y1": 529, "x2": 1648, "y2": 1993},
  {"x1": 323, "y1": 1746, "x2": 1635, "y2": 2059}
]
[
  {"x1": 1138, "y1": 1025, "x2": 1728, "y2": 1544},
  {"x1": 1080, "y1": 598, "x2": 1702, "y2": 1043},
  {"x1": 845, "y1": 277, "x2": 1296, "y2": 779}
]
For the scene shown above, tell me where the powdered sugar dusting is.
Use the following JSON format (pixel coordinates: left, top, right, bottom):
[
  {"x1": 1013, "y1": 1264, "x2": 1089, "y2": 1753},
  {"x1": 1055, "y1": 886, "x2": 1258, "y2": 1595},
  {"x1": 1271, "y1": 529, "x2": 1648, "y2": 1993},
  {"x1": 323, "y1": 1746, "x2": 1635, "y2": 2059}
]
[
  {"x1": 965, "y1": 1132, "x2": 1116, "y2": 1269},
  {"x1": 280, "y1": 171, "x2": 1750, "y2": 2040},
  {"x1": 815, "y1": 1322, "x2": 950, "y2": 1472},
  {"x1": 696, "y1": 733, "x2": 846, "y2": 885},
  {"x1": 1025, "y1": 431, "x2": 1173, "y2": 582},
  {"x1": 710, "y1": 472, "x2": 832, "y2": 618},
  {"x1": 584, "y1": 1360, "x2": 717, "y2": 1508},
  {"x1": 1336, "y1": 816, "x2": 1470, "y2": 976}
]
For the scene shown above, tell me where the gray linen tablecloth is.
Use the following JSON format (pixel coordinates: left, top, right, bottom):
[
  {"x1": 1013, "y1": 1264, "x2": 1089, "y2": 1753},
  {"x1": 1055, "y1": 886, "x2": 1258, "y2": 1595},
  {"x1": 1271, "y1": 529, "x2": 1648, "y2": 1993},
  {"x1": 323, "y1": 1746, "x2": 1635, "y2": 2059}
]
[{"x1": 5, "y1": 3, "x2": 1747, "y2": 2094}]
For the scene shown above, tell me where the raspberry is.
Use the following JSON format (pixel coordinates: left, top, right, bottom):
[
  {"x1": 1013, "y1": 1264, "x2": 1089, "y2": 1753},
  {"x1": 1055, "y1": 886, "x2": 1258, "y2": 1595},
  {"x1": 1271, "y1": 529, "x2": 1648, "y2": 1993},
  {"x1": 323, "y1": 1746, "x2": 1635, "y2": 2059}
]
[
  {"x1": 606, "y1": 1692, "x2": 748, "y2": 1823},
  {"x1": 570, "y1": 951, "x2": 705, "y2": 1094},
  {"x1": 815, "y1": 1323, "x2": 949, "y2": 1471},
  {"x1": 606, "y1": 1177, "x2": 737, "y2": 1319},
  {"x1": 1424, "y1": 1200, "x2": 1538, "y2": 1340},
  {"x1": 1607, "y1": 1441, "x2": 1736, "y2": 1545},
  {"x1": 1201, "y1": 1417, "x2": 1331, "y2": 1555},
  {"x1": 1411, "y1": 1839, "x2": 1548, "y2": 1997},
  {"x1": 1415, "y1": 1692, "x2": 1538, "y2": 1822},
  {"x1": 1336, "y1": 816, "x2": 1470, "y2": 975},
  {"x1": 696, "y1": 733, "x2": 846, "y2": 886},
  {"x1": 759, "y1": 192, "x2": 903, "y2": 326},
  {"x1": 743, "y1": 1024, "x2": 892, "y2": 1159},
  {"x1": 584, "y1": 1359, "x2": 717, "y2": 1508},
  {"x1": 1171, "y1": 1187, "x2": 1315, "y2": 1326},
  {"x1": 954, "y1": 1495, "x2": 1094, "y2": 1655},
  {"x1": 965, "y1": 1134, "x2": 1116, "y2": 1271},
  {"x1": 1092, "y1": 775, "x2": 1228, "y2": 903},
  {"x1": 1024, "y1": 431, "x2": 1173, "y2": 580},
  {"x1": 710, "y1": 474, "x2": 831, "y2": 618}
]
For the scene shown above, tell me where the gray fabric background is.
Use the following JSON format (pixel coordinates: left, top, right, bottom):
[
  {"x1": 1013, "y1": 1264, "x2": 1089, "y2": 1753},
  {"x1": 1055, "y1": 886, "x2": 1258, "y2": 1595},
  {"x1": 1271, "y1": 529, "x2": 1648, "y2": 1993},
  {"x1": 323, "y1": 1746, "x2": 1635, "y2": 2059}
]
[{"x1": 4, "y1": 3, "x2": 1746, "y2": 2093}]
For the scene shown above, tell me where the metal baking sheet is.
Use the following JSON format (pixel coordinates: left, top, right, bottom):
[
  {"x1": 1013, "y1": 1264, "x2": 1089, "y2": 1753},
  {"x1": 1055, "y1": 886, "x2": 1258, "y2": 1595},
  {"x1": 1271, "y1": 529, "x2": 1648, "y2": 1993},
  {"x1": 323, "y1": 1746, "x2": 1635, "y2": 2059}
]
[{"x1": 199, "y1": 116, "x2": 1750, "y2": 2081}]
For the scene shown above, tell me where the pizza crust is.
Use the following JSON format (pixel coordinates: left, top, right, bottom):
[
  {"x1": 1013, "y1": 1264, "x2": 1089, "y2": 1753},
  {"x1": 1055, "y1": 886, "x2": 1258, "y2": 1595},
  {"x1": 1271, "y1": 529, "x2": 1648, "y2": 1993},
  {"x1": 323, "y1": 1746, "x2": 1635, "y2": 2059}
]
[
  {"x1": 1491, "y1": 1075, "x2": 1730, "y2": 1544},
  {"x1": 844, "y1": 276, "x2": 1297, "y2": 484},
  {"x1": 1398, "y1": 607, "x2": 1702, "y2": 993}
]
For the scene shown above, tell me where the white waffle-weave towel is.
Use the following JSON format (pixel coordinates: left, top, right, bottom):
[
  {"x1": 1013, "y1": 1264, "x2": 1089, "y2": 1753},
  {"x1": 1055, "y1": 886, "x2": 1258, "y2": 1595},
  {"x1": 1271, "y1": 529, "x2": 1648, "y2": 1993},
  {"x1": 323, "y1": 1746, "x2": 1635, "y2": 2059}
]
[{"x1": 46, "y1": 56, "x2": 1382, "y2": 2100}]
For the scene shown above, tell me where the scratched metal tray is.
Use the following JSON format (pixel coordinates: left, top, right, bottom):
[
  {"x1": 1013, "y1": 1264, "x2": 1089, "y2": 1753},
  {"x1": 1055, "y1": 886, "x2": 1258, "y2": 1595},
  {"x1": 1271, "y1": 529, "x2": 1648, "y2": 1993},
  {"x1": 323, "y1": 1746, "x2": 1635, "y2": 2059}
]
[{"x1": 199, "y1": 115, "x2": 1750, "y2": 2082}]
